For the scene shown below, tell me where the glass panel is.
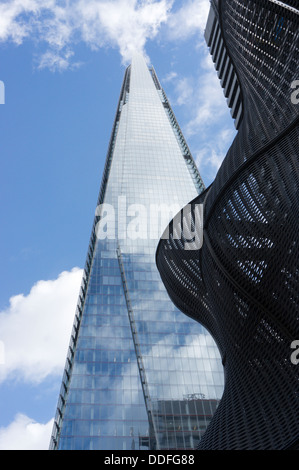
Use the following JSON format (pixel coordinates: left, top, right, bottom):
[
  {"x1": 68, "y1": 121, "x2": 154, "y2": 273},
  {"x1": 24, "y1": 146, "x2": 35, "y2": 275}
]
[{"x1": 53, "y1": 55, "x2": 224, "y2": 451}]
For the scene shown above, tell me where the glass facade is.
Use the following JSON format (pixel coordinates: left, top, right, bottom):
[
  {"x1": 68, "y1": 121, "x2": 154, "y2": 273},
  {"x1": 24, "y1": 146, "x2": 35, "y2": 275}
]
[{"x1": 50, "y1": 54, "x2": 224, "y2": 451}]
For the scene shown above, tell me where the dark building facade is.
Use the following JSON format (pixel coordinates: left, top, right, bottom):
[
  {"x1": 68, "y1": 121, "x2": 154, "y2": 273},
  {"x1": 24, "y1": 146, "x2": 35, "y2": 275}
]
[{"x1": 156, "y1": 0, "x2": 299, "y2": 449}]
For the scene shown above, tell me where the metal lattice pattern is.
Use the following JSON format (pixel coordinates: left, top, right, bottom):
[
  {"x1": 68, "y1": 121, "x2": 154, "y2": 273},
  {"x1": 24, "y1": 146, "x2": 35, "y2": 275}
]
[{"x1": 156, "y1": 0, "x2": 299, "y2": 450}]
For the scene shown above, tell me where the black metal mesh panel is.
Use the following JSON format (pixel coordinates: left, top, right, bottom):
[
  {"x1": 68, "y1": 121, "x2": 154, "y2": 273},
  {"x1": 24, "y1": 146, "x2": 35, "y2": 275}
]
[{"x1": 156, "y1": 0, "x2": 299, "y2": 450}]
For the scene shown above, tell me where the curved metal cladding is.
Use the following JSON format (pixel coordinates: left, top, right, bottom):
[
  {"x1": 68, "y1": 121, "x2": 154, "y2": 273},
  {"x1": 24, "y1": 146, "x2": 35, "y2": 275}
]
[{"x1": 156, "y1": 0, "x2": 299, "y2": 450}]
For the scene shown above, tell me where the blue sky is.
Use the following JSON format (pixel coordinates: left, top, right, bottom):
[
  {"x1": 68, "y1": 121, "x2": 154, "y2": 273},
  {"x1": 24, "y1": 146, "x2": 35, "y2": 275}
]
[{"x1": 0, "y1": 0, "x2": 235, "y2": 449}]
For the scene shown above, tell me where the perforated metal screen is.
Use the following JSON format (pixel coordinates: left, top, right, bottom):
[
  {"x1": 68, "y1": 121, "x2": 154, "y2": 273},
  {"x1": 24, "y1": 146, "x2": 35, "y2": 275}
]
[{"x1": 156, "y1": 0, "x2": 299, "y2": 450}]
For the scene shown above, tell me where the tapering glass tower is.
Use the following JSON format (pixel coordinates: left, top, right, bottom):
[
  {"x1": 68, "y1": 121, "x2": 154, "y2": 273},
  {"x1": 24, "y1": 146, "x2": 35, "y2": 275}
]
[
  {"x1": 50, "y1": 54, "x2": 224, "y2": 451},
  {"x1": 156, "y1": 0, "x2": 299, "y2": 450}
]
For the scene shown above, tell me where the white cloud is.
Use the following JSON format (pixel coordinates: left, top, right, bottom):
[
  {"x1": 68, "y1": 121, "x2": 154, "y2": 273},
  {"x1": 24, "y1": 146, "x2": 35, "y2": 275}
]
[
  {"x1": 37, "y1": 49, "x2": 81, "y2": 72},
  {"x1": 0, "y1": 268, "x2": 83, "y2": 384},
  {"x1": 0, "y1": 0, "x2": 215, "y2": 71},
  {"x1": 173, "y1": 76, "x2": 194, "y2": 106},
  {"x1": 163, "y1": 49, "x2": 236, "y2": 184},
  {"x1": 166, "y1": 0, "x2": 210, "y2": 40},
  {"x1": 162, "y1": 71, "x2": 177, "y2": 83},
  {"x1": 164, "y1": 50, "x2": 229, "y2": 138},
  {"x1": 0, "y1": 414, "x2": 53, "y2": 450},
  {"x1": 195, "y1": 127, "x2": 237, "y2": 182},
  {"x1": 184, "y1": 54, "x2": 229, "y2": 137},
  {"x1": 0, "y1": 0, "x2": 174, "y2": 69},
  {"x1": 75, "y1": 0, "x2": 172, "y2": 64}
]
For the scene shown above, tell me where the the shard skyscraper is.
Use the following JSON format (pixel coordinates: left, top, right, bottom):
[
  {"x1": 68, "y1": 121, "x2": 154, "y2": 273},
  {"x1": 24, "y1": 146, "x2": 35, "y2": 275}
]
[{"x1": 50, "y1": 54, "x2": 224, "y2": 451}]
